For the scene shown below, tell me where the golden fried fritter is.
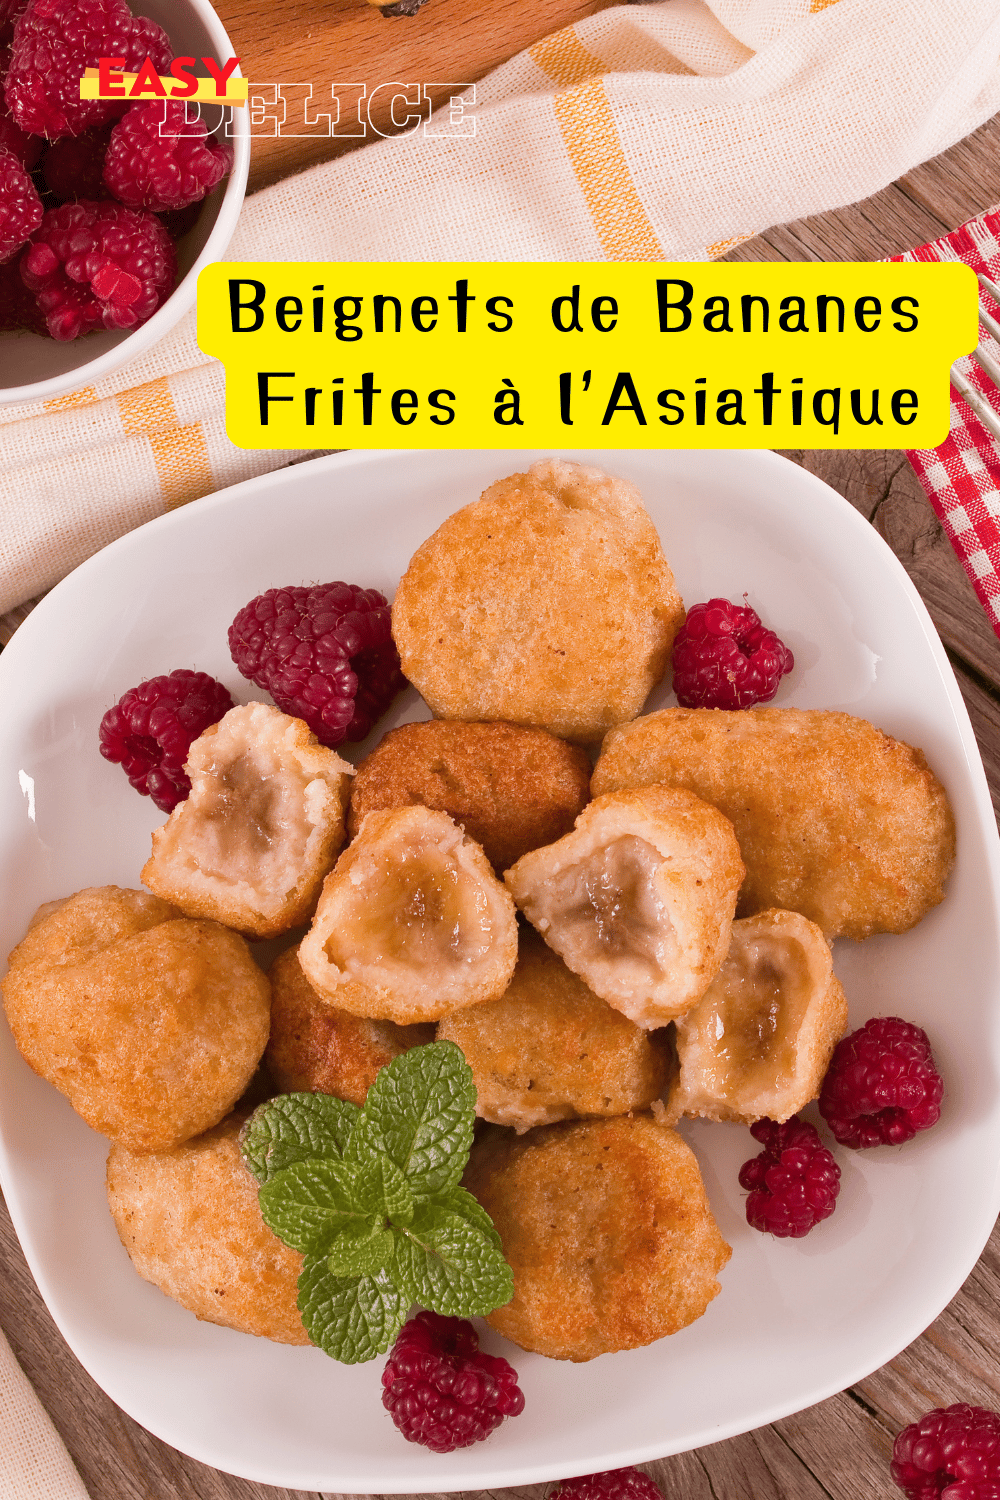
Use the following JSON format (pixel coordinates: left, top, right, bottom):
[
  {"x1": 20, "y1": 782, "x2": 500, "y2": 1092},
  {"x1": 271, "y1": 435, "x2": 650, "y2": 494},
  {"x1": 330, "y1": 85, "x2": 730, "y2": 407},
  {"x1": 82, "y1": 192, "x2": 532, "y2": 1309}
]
[
  {"x1": 665, "y1": 909, "x2": 847, "y2": 1126},
  {"x1": 592, "y1": 707, "x2": 955, "y2": 939},
  {"x1": 266, "y1": 946, "x2": 434, "y2": 1104},
  {"x1": 391, "y1": 459, "x2": 685, "y2": 743},
  {"x1": 2, "y1": 887, "x2": 271, "y2": 1152},
  {"x1": 347, "y1": 719, "x2": 591, "y2": 873},
  {"x1": 298, "y1": 806, "x2": 518, "y2": 1024},
  {"x1": 464, "y1": 1115, "x2": 730, "y2": 1361},
  {"x1": 505, "y1": 785, "x2": 744, "y2": 1028},
  {"x1": 438, "y1": 929, "x2": 674, "y2": 1131},
  {"x1": 107, "y1": 1114, "x2": 309, "y2": 1344},
  {"x1": 142, "y1": 702, "x2": 353, "y2": 939}
]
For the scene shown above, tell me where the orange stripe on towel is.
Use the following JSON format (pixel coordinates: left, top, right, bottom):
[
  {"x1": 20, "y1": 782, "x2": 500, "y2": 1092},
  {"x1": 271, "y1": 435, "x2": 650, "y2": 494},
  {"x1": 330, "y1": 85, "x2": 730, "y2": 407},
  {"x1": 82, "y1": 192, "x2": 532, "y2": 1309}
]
[
  {"x1": 116, "y1": 376, "x2": 213, "y2": 511},
  {"x1": 43, "y1": 386, "x2": 97, "y2": 411},
  {"x1": 531, "y1": 28, "x2": 604, "y2": 88},
  {"x1": 552, "y1": 77, "x2": 663, "y2": 261},
  {"x1": 809, "y1": 0, "x2": 842, "y2": 11}
]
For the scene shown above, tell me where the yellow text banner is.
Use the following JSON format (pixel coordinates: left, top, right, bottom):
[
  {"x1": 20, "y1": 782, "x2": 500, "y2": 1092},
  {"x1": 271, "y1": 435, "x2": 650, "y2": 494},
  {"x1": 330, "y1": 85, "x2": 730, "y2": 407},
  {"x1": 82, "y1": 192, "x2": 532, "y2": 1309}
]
[
  {"x1": 196, "y1": 262, "x2": 978, "y2": 449},
  {"x1": 80, "y1": 67, "x2": 247, "y2": 102}
]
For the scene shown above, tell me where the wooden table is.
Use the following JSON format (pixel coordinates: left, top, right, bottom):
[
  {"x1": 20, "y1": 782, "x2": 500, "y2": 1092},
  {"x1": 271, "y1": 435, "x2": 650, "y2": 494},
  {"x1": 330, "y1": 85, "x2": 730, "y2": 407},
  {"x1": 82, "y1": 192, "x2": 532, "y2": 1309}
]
[{"x1": 2, "y1": 86, "x2": 1000, "y2": 1500}]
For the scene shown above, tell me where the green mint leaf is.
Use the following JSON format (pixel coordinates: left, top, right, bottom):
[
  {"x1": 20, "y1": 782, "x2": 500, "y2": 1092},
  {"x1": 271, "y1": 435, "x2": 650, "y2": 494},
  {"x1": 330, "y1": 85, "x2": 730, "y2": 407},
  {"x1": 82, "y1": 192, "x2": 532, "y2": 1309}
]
[
  {"x1": 393, "y1": 1201, "x2": 514, "y2": 1317},
  {"x1": 326, "y1": 1222, "x2": 396, "y2": 1278},
  {"x1": 258, "y1": 1158, "x2": 370, "y2": 1254},
  {"x1": 298, "y1": 1258, "x2": 404, "y2": 1364},
  {"x1": 240, "y1": 1093, "x2": 360, "y2": 1184},
  {"x1": 354, "y1": 1156, "x2": 414, "y2": 1227},
  {"x1": 348, "y1": 1040, "x2": 476, "y2": 1196},
  {"x1": 428, "y1": 1184, "x2": 503, "y2": 1251}
]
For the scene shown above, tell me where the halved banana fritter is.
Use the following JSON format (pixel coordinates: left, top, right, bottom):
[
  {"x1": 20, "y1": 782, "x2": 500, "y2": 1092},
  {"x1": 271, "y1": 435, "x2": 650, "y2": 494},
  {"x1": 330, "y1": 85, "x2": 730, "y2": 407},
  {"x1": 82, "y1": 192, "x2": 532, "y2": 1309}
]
[
  {"x1": 665, "y1": 908, "x2": 848, "y2": 1126},
  {"x1": 505, "y1": 785, "x2": 744, "y2": 1028},
  {"x1": 298, "y1": 805, "x2": 518, "y2": 1023}
]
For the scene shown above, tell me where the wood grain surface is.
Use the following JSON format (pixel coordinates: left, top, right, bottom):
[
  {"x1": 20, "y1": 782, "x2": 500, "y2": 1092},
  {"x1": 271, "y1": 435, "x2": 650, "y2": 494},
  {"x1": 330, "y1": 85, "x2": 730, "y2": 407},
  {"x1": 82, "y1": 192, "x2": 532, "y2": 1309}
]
[
  {"x1": 2, "y1": 89, "x2": 1000, "y2": 1500},
  {"x1": 221, "y1": 0, "x2": 613, "y2": 191}
]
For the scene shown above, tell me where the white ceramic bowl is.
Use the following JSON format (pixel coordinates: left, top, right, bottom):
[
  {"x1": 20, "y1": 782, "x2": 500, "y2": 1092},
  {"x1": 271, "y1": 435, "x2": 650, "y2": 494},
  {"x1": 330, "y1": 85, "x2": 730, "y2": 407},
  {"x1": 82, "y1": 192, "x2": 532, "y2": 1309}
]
[
  {"x1": 0, "y1": 0, "x2": 248, "y2": 405},
  {"x1": 2, "y1": 449, "x2": 1000, "y2": 1491}
]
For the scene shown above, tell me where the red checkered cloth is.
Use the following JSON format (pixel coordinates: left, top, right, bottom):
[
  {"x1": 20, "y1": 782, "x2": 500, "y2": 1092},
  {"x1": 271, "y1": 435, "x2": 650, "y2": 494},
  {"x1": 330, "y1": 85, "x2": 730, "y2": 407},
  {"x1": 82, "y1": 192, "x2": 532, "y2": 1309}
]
[{"x1": 892, "y1": 209, "x2": 1000, "y2": 636}]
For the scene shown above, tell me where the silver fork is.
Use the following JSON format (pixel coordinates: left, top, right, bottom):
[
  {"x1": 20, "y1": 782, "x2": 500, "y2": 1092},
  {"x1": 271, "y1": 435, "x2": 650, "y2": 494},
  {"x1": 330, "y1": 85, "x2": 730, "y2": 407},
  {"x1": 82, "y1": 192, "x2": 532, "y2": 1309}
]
[{"x1": 952, "y1": 271, "x2": 1000, "y2": 444}]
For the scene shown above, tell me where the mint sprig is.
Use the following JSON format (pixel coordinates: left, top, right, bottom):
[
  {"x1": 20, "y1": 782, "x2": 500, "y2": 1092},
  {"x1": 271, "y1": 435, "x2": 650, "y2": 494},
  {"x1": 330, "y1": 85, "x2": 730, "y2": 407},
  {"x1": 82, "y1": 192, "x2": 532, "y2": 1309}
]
[{"x1": 241, "y1": 1040, "x2": 513, "y2": 1364}]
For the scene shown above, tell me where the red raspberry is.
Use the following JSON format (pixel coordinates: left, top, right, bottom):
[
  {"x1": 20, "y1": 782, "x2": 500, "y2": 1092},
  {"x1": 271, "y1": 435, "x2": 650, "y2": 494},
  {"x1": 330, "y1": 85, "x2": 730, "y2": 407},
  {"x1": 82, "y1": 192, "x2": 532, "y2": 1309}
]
[
  {"x1": 738, "y1": 1116, "x2": 840, "y2": 1238},
  {"x1": 4, "y1": 0, "x2": 170, "y2": 139},
  {"x1": 103, "y1": 100, "x2": 233, "y2": 212},
  {"x1": 550, "y1": 1470, "x2": 664, "y2": 1500},
  {"x1": 0, "y1": 143, "x2": 40, "y2": 260},
  {"x1": 381, "y1": 1311, "x2": 524, "y2": 1453},
  {"x1": 0, "y1": 45, "x2": 42, "y2": 167},
  {"x1": 42, "y1": 124, "x2": 110, "y2": 200},
  {"x1": 21, "y1": 199, "x2": 176, "y2": 339},
  {"x1": 99, "y1": 669, "x2": 235, "y2": 812},
  {"x1": 671, "y1": 597, "x2": 794, "y2": 710},
  {"x1": 229, "y1": 582, "x2": 405, "y2": 748},
  {"x1": 819, "y1": 1016, "x2": 943, "y2": 1149},
  {"x1": 892, "y1": 1405, "x2": 1000, "y2": 1499}
]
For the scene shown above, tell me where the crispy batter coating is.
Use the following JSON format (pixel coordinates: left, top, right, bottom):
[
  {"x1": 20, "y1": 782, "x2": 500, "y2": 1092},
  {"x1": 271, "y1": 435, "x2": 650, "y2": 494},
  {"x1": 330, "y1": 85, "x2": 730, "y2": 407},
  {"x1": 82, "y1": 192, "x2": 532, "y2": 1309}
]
[
  {"x1": 298, "y1": 806, "x2": 518, "y2": 1024},
  {"x1": 107, "y1": 1114, "x2": 309, "y2": 1344},
  {"x1": 391, "y1": 459, "x2": 685, "y2": 743},
  {"x1": 142, "y1": 702, "x2": 353, "y2": 939},
  {"x1": 665, "y1": 909, "x2": 848, "y2": 1126},
  {"x1": 266, "y1": 946, "x2": 434, "y2": 1104},
  {"x1": 347, "y1": 719, "x2": 592, "y2": 874},
  {"x1": 592, "y1": 707, "x2": 956, "y2": 939},
  {"x1": 438, "y1": 929, "x2": 674, "y2": 1131},
  {"x1": 464, "y1": 1115, "x2": 730, "y2": 1360},
  {"x1": 505, "y1": 785, "x2": 744, "y2": 1028},
  {"x1": 2, "y1": 887, "x2": 271, "y2": 1152}
]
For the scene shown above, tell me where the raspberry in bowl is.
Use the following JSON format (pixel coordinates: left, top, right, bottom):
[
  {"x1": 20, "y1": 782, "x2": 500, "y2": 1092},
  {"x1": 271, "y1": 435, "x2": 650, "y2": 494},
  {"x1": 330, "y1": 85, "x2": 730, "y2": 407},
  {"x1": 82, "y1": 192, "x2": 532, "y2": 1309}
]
[{"x1": 0, "y1": 0, "x2": 248, "y2": 404}]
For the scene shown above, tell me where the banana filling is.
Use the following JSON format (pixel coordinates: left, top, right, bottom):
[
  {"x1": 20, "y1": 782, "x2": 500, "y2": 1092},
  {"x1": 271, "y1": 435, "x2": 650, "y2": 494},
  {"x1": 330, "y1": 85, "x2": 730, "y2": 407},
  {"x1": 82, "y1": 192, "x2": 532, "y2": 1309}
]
[
  {"x1": 142, "y1": 702, "x2": 351, "y2": 938},
  {"x1": 699, "y1": 936, "x2": 808, "y2": 1098},
  {"x1": 298, "y1": 805, "x2": 519, "y2": 1024},
  {"x1": 667, "y1": 909, "x2": 849, "y2": 1125},
  {"x1": 194, "y1": 752, "x2": 290, "y2": 884},
  {"x1": 532, "y1": 836, "x2": 674, "y2": 994},
  {"x1": 505, "y1": 784, "x2": 745, "y2": 1028},
  {"x1": 324, "y1": 830, "x2": 493, "y2": 974}
]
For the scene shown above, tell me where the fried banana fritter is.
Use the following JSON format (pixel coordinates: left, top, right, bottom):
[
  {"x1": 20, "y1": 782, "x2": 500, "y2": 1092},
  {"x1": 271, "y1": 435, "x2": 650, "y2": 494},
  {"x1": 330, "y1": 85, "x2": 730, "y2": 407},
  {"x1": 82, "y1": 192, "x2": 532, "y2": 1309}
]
[
  {"x1": 107, "y1": 1114, "x2": 309, "y2": 1344},
  {"x1": 592, "y1": 707, "x2": 955, "y2": 939},
  {"x1": 347, "y1": 719, "x2": 591, "y2": 873},
  {"x1": 143, "y1": 702, "x2": 353, "y2": 939},
  {"x1": 464, "y1": 1115, "x2": 730, "y2": 1360},
  {"x1": 391, "y1": 459, "x2": 685, "y2": 743},
  {"x1": 665, "y1": 909, "x2": 848, "y2": 1126},
  {"x1": 2, "y1": 886, "x2": 271, "y2": 1152},
  {"x1": 438, "y1": 929, "x2": 674, "y2": 1131},
  {"x1": 266, "y1": 946, "x2": 434, "y2": 1103},
  {"x1": 298, "y1": 806, "x2": 518, "y2": 1023},
  {"x1": 505, "y1": 785, "x2": 744, "y2": 1028}
]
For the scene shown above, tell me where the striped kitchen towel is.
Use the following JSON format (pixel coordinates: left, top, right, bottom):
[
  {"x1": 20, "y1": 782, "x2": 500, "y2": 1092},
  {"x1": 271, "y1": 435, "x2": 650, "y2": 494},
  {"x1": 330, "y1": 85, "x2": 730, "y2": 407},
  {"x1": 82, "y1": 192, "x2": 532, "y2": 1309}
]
[
  {"x1": 893, "y1": 210, "x2": 1000, "y2": 638},
  {"x1": 2, "y1": 0, "x2": 999, "y2": 620}
]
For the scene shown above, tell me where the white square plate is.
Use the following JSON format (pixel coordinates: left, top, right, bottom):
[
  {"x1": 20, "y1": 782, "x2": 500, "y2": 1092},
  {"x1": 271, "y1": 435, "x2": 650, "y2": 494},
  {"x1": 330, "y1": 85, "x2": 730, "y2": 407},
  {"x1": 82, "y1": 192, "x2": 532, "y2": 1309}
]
[{"x1": 2, "y1": 448, "x2": 999, "y2": 1491}]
